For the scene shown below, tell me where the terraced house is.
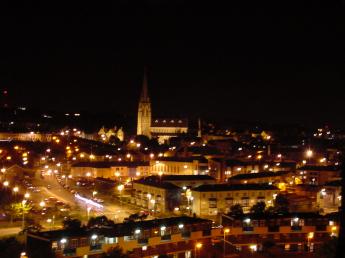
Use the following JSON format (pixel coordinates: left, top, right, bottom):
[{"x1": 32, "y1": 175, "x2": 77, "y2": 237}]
[{"x1": 27, "y1": 216, "x2": 221, "y2": 258}]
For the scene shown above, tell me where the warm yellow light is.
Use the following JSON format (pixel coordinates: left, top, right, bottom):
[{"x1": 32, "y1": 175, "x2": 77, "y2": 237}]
[
  {"x1": 117, "y1": 184, "x2": 124, "y2": 192},
  {"x1": 158, "y1": 171, "x2": 163, "y2": 176},
  {"x1": 80, "y1": 153, "x2": 85, "y2": 158},
  {"x1": 224, "y1": 228, "x2": 230, "y2": 234},
  {"x1": 1, "y1": 168, "x2": 6, "y2": 173},
  {"x1": 308, "y1": 232, "x2": 314, "y2": 239},
  {"x1": 14, "y1": 146, "x2": 19, "y2": 150},
  {"x1": 24, "y1": 193, "x2": 30, "y2": 199},
  {"x1": 278, "y1": 183, "x2": 286, "y2": 191},
  {"x1": 196, "y1": 243, "x2": 203, "y2": 249},
  {"x1": 13, "y1": 186, "x2": 19, "y2": 192},
  {"x1": 257, "y1": 155, "x2": 262, "y2": 160},
  {"x1": 115, "y1": 172, "x2": 120, "y2": 177},
  {"x1": 6, "y1": 156, "x2": 11, "y2": 160},
  {"x1": 89, "y1": 154, "x2": 95, "y2": 160},
  {"x1": 306, "y1": 149, "x2": 313, "y2": 158},
  {"x1": 39, "y1": 201, "x2": 45, "y2": 207},
  {"x1": 3, "y1": 181, "x2": 9, "y2": 187}
]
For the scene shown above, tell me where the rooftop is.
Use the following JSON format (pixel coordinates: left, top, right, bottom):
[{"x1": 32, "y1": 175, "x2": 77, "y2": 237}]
[
  {"x1": 155, "y1": 156, "x2": 208, "y2": 163},
  {"x1": 192, "y1": 183, "x2": 278, "y2": 192},
  {"x1": 133, "y1": 177, "x2": 181, "y2": 190},
  {"x1": 29, "y1": 216, "x2": 211, "y2": 240},
  {"x1": 298, "y1": 165, "x2": 340, "y2": 171},
  {"x1": 71, "y1": 161, "x2": 149, "y2": 168},
  {"x1": 229, "y1": 171, "x2": 290, "y2": 180},
  {"x1": 324, "y1": 180, "x2": 342, "y2": 187},
  {"x1": 224, "y1": 212, "x2": 336, "y2": 221},
  {"x1": 151, "y1": 118, "x2": 188, "y2": 128}
]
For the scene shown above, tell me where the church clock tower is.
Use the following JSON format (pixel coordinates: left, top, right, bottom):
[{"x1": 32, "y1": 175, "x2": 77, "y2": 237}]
[{"x1": 137, "y1": 71, "x2": 152, "y2": 138}]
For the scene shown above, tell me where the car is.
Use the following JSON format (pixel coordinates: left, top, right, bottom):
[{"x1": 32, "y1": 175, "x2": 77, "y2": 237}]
[
  {"x1": 47, "y1": 185, "x2": 52, "y2": 189},
  {"x1": 56, "y1": 201, "x2": 65, "y2": 206},
  {"x1": 211, "y1": 237, "x2": 222, "y2": 244}
]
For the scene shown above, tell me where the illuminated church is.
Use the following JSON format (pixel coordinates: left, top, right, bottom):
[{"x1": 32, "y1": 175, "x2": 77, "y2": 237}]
[{"x1": 137, "y1": 72, "x2": 188, "y2": 144}]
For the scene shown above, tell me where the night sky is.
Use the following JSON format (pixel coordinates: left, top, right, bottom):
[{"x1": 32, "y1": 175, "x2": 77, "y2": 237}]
[{"x1": 0, "y1": 2, "x2": 343, "y2": 126}]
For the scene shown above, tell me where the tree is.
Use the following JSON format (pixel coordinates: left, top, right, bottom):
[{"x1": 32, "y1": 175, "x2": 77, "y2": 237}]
[
  {"x1": 102, "y1": 246, "x2": 128, "y2": 258},
  {"x1": 63, "y1": 218, "x2": 82, "y2": 231},
  {"x1": 10, "y1": 202, "x2": 32, "y2": 218},
  {"x1": 230, "y1": 204, "x2": 243, "y2": 216},
  {"x1": 250, "y1": 201, "x2": 266, "y2": 214},
  {"x1": 87, "y1": 216, "x2": 114, "y2": 228},
  {"x1": 273, "y1": 194, "x2": 289, "y2": 214}
]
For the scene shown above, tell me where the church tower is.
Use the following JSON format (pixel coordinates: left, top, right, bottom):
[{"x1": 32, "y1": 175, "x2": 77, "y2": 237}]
[{"x1": 137, "y1": 70, "x2": 152, "y2": 138}]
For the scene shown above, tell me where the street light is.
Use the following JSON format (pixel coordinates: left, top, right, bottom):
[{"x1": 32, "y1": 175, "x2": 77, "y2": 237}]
[
  {"x1": 92, "y1": 191, "x2": 98, "y2": 198},
  {"x1": 24, "y1": 193, "x2": 30, "y2": 199},
  {"x1": 224, "y1": 228, "x2": 230, "y2": 257},
  {"x1": 87, "y1": 207, "x2": 92, "y2": 220},
  {"x1": 307, "y1": 232, "x2": 314, "y2": 252},
  {"x1": 3, "y1": 181, "x2": 9, "y2": 187},
  {"x1": 195, "y1": 242, "x2": 202, "y2": 258},
  {"x1": 118, "y1": 184, "x2": 124, "y2": 206},
  {"x1": 21, "y1": 200, "x2": 27, "y2": 229},
  {"x1": 39, "y1": 201, "x2": 45, "y2": 208}
]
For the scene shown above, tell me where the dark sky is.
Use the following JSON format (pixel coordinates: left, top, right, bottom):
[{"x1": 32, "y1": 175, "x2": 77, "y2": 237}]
[{"x1": 0, "y1": 2, "x2": 343, "y2": 126}]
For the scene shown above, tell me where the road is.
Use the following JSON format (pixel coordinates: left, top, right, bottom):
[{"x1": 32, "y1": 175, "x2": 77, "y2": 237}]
[
  {"x1": 0, "y1": 227, "x2": 21, "y2": 237},
  {"x1": 32, "y1": 170, "x2": 140, "y2": 224}
]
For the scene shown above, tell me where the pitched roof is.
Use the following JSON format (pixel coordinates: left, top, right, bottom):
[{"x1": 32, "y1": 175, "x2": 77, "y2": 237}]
[
  {"x1": 29, "y1": 216, "x2": 212, "y2": 240},
  {"x1": 146, "y1": 175, "x2": 215, "y2": 181},
  {"x1": 151, "y1": 118, "x2": 188, "y2": 128},
  {"x1": 71, "y1": 161, "x2": 149, "y2": 168},
  {"x1": 229, "y1": 171, "x2": 290, "y2": 180},
  {"x1": 156, "y1": 156, "x2": 208, "y2": 163},
  {"x1": 298, "y1": 165, "x2": 340, "y2": 171},
  {"x1": 324, "y1": 180, "x2": 342, "y2": 187},
  {"x1": 134, "y1": 177, "x2": 181, "y2": 190},
  {"x1": 192, "y1": 183, "x2": 278, "y2": 192}
]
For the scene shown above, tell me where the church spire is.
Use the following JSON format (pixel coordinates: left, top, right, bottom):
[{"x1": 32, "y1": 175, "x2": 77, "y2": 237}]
[
  {"x1": 140, "y1": 68, "x2": 149, "y2": 102},
  {"x1": 137, "y1": 67, "x2": 152, "y2": 138}
]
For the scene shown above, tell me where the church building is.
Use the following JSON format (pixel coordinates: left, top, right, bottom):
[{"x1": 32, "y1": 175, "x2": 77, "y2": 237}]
[{"x1": 137, "y1": 72, "x2": 188, "y2": 143}]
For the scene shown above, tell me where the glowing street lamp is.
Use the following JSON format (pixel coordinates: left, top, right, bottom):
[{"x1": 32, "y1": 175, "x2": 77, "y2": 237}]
[
  {"x1": 195, "y1": 242, "x2": 203, "y2": 258},
  {"x1": 224, "y1": 228, "x2": 230, "y2": 256},
  {"x1": 24, "y1": 193, "x2": 30, "y2": 199},
  {"x1": 307, "y1": 232, "x2": 314, "y2": 252},
  {"x1": 118, "y1": 184, "x2": 124, "y2": 206},
  {"x1": 39, "y1": 201, "x2": 46, "y2": 207},
  {"x1": 3, "y1": 181, "x2": 9, "y2": 187}
]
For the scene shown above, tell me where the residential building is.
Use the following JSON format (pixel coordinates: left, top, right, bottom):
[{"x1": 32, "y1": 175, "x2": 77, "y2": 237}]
[
  {"x1": 150, "y1": 157, "x2": 209, "y2": 176},
  {"x1": 228, "y1": 171, "x2": 295, "y2": 190},
  {"x1": 296, "y1": 165, "x2": 341, "y2": 185},
  {"x1": 221, "y1": 212, "x2": 339, "y2": 253},
  {"x1": 191, "y1": 184, "x2": 279, "y2": 216},
  {"x1": 317, "y1": 180, "x2": 341, "y2": 214},
  {"x1": 27, "y1": 216, "x2": 221, "y2": 258},
  {"x1": 132, "y1": 177, "x2": 182, "y2": 214},
  {"x1": 70, "y1": 161, "x2": 150, "y2": 180}
]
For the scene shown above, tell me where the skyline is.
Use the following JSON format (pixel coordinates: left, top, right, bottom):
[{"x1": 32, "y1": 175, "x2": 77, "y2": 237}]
[{"x1": 0, "y1": 2, "x2": 343, "y2": 126}]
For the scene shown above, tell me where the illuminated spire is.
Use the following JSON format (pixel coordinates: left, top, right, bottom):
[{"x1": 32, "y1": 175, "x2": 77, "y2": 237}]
[{"x1": 140, "y1": 68, "x2": 149, "y2": 102}]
